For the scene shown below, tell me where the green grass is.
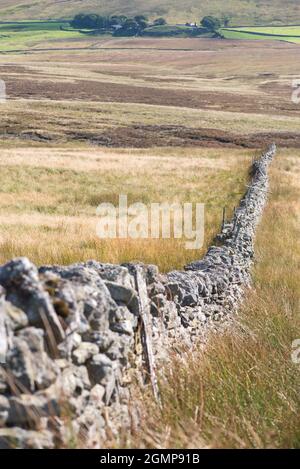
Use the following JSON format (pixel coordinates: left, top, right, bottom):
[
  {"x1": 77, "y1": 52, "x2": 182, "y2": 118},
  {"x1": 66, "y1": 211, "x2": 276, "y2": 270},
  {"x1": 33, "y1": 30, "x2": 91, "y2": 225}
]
[
  {"x1": 235, "y1": 26, "x2": 300, "y2": 35},
  {"x1": 143, "y1": 25, "x2": 194, "y2": 37},
  {"x1": 0, "y1": 20, "x2": 67, "y2": 32},
  {"x1": 142, "y1": 25, "x2": 213, "y2": 38},
  {"x1": 222, "y1": 25, "x2": 300, "y2": 43},
  {"x1": 0, "y1": 20, "x2": 83, "y2": 50}
]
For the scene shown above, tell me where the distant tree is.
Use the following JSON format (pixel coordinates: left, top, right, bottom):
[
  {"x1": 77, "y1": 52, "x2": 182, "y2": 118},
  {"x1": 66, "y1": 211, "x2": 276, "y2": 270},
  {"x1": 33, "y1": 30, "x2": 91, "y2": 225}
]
[
  {"x1": 95, "y1": 16, "x2": 109, "y2": 29},
  {"x1": 83, "y1": 14, "x2": 99, "y2": 29},
  {"x1": 153, "y1": 17, "x2": 167, "y2": 26},
  {"x1": 222, "y1": 15, "x2": 231, "y2": 27},
  {"x1": 70, "y1": 13, "x2": 99, "y2": 29},
  {"x1": 200, "y1": 16, "x2": 221, "y2": 31},
  {"x1": 70, "y1": 14, "x2": 86, "y2": 29},
  {"x1": 110, "y1": 15, "x2": 128, "y2": 26},
  {"x1": 117, "y1": 18, "x2": 141, "y2": 36},
  {"x1": 134, "y1": 15, "x2": 149, "y2": 29},
  {"x1": 71, "y1": 12, "x2": 168, "y2": 36}
]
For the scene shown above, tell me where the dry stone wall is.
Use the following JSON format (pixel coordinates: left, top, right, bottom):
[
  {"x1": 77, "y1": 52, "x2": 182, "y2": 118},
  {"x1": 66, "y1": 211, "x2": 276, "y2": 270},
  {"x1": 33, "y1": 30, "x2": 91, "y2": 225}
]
[{"x1": 0, "y1": 145, "x2": 276, "y2": 448}]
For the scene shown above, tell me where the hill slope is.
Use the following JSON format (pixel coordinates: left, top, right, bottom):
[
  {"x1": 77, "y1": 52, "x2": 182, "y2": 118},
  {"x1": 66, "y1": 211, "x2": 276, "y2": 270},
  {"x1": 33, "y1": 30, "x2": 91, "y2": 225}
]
[{"x1": 1, "y1": 0, "x2": 300, "y2": 25}]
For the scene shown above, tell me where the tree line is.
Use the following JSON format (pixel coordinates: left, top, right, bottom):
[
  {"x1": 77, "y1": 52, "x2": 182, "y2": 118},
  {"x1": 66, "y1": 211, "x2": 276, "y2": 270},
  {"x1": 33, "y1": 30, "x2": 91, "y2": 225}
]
[
  {"x1": 69, "y1": 14, "x2": 224, "y2": 36},
  {"x1": 70, "y1": 14, "x2": 167, "y2": 35}
]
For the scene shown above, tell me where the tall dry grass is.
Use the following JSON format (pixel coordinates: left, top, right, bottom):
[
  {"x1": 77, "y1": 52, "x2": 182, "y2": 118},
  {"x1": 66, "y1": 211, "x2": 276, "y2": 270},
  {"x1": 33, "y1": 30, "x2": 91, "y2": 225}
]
[
  {"x1": 118, "y1": 148, "x2": 300, "y2": 448},
  {"x1": 0, "y1": 146, "x2": 251, "y2": 271}
]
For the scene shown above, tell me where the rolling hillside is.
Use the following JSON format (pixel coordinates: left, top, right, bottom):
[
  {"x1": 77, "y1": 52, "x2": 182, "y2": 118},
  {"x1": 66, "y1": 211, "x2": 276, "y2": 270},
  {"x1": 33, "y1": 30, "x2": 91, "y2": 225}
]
[{"x1": 1, "y1": 0, "x2": 300, "y2": 25}]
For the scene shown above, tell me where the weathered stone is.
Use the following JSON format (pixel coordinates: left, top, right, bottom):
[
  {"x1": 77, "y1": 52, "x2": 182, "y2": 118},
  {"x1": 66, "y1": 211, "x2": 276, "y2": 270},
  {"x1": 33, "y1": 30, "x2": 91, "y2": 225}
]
[
  {"x1": 68, "y1": 389, "x2": 90, "y2": 416},
  {"x1": 6, "y1": 328, "x2": 59, "y2": 392},
  {"x1": 87, "y1": 354, "x2": 116, "y2": 404},
  {"x1": 57, "y1": 332, "x2": 82, "y2": 359},
  {"x1": 150, "y1": 293, "x2": 167, "y2": 317},
  {"x1": 41, "y1": 272, "x2": 84, "y2": 329},
  {"x1": 0, "y1": 311, "x2": 8, "y2": 366},
  {"x1": 105, "y1": 338, "x2": 131, "y2": 363},
  {"x1": 4, "y1": 303, "x2": 28, "y2": 331},
  {"x1": 7, "y1": 394, "x2": 59, "y2": 427},
  {"x1": 51, "y1": 364, "x2": 91, "y2": 398},
  {"x1": 72, "y1": 342, "x2": 99, "y2": 365},
  {"x1": 0, "y1": 395, "x2": 9, "y2": 426},
  {"x1": 87, "y1": 262, "x2": 135, "y2": 289},
  {"x1": 82, "y1": 330, "x2": 114, "y2": 352},
  {"x1": 40, "y1": 263, "x2": 118, "y2": 332},
  {"x1": 110, "y1": 305, "x2": 136, "y2": 336},
  {"x1": 87, "y1": 353, "x2": 113, "y2": 384},
  {"x1": 75, "y1": 404, "x2": 106, "y2": 447},
  {"x1": 105, "y1": 281, "x2": 140, "y2": 316},
  {"x1": 110, "y1": 321, "x2": 134, "y2": 336},
  {"x1": 89, "y1": 384, "x2": 105, "y2": 405},
  {"x1": 0, "y1": 366, "x2": 7, "y2": 394},
  {"x1": 0, "y1": 427, "x2": 54, "y2": 449},
  {"x1": 0, "y1": 258, "x2": 65, "y2": 345}
]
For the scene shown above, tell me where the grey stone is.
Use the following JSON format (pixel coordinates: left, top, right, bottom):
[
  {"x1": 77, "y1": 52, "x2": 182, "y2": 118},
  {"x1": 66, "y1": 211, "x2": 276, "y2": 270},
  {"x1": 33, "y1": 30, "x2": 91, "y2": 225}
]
[
  {"x1": 87, "y1": 354, "x2": 116, "y2": 404},
  {"x1": 110, "y1": 305, "x2": 136, "y2": 336},
  {"x1": 57, "y1": 331, "x2": 82, "y2": 359},
  {"x1": 0, "y1": 427, "x2": 54, "y2": 449},
  {"x1": 4, "y1": 303, "x2": 28, "y2": 331},
  {"x1": 0, "y1": 258, "x2": 65, "y2": 346},
  {"x1": 6, "y1": 328, "x2": 59, "y2": 392},
  {"x1": 82, "y1": 330, "x2": 114, "y2": 352},
  {"x1": 0, "y1": 367, "x2": 7, "y2": 394},
  {"x1": 89, "y1": 384, "x2": 105, "y2": 405},
  {"x1": 0, "y1": 395, "x2": 9, "y2": 426},
  {"x1": 75, "y1": 404, "x2": 106, "y2": 446},
  {"x1": 105, "y1": 281, "x2": 140, "y2": 316},
  {"x1": 7, "y1": 394, "x2": 59, "y2": 427},
  {"x1": 52, "y1": 364, "x2": 91, "y2": 398},
  {"x1": 72, "y1": 342, "x2": 99, "y2": 365},
  {"x1": 87, "y1": 353, "x2": 113, "y2": 384},
  {"x1": 40, "y1": 263, "x2": 118, "y2": 332},
  {"x1": 41, "y1": 272, "x2": 83, "y2": 329},
  {"x1": 87, "y1": 262, "x2": 135, "y2": 289},
  {"x1": 0, "y1": 310, "x2": 9, "y2": 366}
]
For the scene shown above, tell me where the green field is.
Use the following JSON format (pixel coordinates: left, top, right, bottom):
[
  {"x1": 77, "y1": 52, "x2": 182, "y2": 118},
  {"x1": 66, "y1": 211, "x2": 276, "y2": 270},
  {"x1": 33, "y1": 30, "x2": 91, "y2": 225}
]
[
  {"x1": 0, "y1": 20, "x2": 67, "y2": 31},
  {"x1": 142, "y1": 24, "x2": 213, "y2": 37},
  {"x1": 144, "y1": 24, "x2": 194, "y2": 35},
  {"x1": 235, "y1": 25, "x2": 300, "y2": 35},
  {"x1": 222, "y1": 25, "x2": 300, "y2": 43},
  {"x1": 1, "y1": 20, "x2": 300, "y2": 52},
  {"x1": 0, "y1": 20, "x2": 83, "y2": 51}
]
